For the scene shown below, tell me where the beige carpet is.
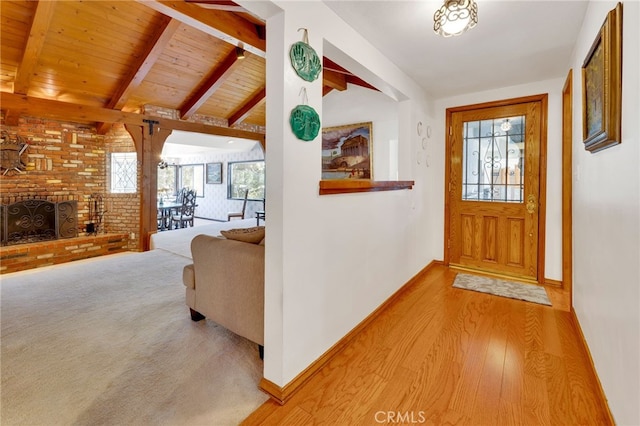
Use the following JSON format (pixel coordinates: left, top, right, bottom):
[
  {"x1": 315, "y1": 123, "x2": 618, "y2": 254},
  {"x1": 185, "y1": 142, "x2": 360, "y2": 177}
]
[
  {"x1": 452, "y1": 272, "x2": 552, "y2": 306},
  {"x1": 150, "y1": 218, "x2": 257, "y2": 259},
  {"x1": 0, "y1": 250, "x2": 267, "y2": 425}
]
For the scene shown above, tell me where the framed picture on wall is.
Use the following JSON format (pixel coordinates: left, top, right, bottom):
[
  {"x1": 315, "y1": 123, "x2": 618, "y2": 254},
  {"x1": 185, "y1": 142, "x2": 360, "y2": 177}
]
[
  {"x1": 321, "y1": 121, "x2": 373, "y2": 180},
  {"x1": 206, "y1": 162, "x2": 223, "y2": 184},
  {"x1": 581, "y1": 2, "x2": 622, "y2": 153}
]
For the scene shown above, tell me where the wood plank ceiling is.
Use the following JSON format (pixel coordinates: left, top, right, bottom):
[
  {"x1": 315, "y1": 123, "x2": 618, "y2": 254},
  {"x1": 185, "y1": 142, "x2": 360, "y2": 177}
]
[{"x1": 0, "y1": 0, "x2": 377, "y2": 136}]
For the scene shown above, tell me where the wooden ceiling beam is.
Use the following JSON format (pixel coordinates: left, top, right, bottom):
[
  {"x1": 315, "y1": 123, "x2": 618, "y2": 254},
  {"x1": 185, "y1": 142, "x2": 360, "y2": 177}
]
[
  {"x1": 228, "y1": 86, "x2": 265, "y2": 127},
  {"x1": 7, "y1": 0, "x2": 56, "y2": 126},
  {"x1": 184, "y1": 0, "x2": 246, "y2": 13},
  {"x1": 139, "y1": 0, "x2": 266, "y2": 58},
  {"x1": 0, "y1": 92, "x2": 265, "y2": 142},
  {"x1": 323, "y1": 69, "x2": 348, "y2": 92},
  {"x1": 13, "y1": 0, "x2": 57, "y2": 95},
  {"x1": 323, "y1": 57, "x2": 380, "y2": 93},
  {"x1": 179, "y1": 49, "x2": 244, "y2": 119},
  {"x1": 96, "y1": 16, "x2": 181, "y2": 134}
]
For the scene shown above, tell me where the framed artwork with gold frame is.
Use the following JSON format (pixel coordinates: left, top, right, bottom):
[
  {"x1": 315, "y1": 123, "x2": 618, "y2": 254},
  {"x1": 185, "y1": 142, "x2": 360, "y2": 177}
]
[
  {"x1": 321, "y1": 121, "x2": 373, "y2": 180},
  {"x1": 582, "y1": 2, "x2": 622, "y2": 153}
]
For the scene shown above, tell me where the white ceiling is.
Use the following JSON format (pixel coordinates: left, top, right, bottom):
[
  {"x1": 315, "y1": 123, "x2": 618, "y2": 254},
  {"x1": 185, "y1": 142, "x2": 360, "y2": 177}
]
[
  {"x1": 324, "y1": 0, "x2": 589, "y2": 99},
  {"x1": 162, "y1": 130, "x2": 260, "y2": 158}
]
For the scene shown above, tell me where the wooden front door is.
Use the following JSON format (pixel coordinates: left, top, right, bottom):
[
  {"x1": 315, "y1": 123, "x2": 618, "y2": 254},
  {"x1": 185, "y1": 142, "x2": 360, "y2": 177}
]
[{"x1": 446, "y1": 95, "x2": 547, "y2": 282}]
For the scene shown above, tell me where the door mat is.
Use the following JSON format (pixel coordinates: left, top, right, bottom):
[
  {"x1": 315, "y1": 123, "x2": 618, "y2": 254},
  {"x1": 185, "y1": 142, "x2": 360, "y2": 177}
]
[{"x1": 452, "y1": 273, "x2": 552, "y2": 306}]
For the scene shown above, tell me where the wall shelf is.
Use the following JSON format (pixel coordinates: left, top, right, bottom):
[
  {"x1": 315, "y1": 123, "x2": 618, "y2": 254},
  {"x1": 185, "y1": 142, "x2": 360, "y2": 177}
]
[{"x1": 319, "y1": 180, "x2": 414, "y2": 195}]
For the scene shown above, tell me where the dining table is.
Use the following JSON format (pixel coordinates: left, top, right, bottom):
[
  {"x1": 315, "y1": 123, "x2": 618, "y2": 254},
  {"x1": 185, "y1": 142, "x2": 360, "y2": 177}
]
[{"x1": 157, "y1": 201, "x2": 182, "y2": 231}]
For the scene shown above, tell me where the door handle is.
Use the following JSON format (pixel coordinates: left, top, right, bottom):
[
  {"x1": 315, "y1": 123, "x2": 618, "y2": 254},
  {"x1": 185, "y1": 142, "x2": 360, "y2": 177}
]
[{"x1": 526, "y1": 194, "x2": 536, "y2": 214}]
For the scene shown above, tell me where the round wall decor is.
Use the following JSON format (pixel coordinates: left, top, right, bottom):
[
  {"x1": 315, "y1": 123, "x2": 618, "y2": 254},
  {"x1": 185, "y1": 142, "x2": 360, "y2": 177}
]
[
  {"x1": 290, "y1": 28, "x2": 322, "y2": 82},
  {"x1": 290, "y1": 104, "x2": 320, "y2": 141}
]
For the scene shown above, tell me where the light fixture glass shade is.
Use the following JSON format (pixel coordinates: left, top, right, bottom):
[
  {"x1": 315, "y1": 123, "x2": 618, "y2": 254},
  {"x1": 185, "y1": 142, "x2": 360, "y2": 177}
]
[{"x1": 434, "y1": 0, "x2": 478, "y2": 37}]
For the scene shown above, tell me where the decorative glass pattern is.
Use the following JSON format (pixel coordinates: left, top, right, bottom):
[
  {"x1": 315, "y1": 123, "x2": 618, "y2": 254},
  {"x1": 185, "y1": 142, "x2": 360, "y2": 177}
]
[
  {"x1": 462, "y1": 116, "x2": 525, "y2": 202},
  {"x1": 110, "y1": 152, "x2": 137, "y2": 193}
]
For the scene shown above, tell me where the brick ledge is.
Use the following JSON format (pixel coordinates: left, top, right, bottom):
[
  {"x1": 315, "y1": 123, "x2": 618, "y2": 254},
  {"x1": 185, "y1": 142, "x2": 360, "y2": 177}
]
[{"x1": 0, "y1": 233, "x2": 129, "y2": 274}]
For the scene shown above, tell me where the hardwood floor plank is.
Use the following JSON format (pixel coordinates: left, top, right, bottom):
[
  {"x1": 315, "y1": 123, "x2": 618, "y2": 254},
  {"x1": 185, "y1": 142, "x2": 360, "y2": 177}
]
[
  {"x1": 447, "y1": 295, "x2": 496, "y2": 415},
  {"x1": 468, "y1": 297, "x2": 510, "y2": 425},
  {"x1": 555, "y1": 311, "x2": 613, "y2": 425},
  {"x1": 242, "y1": 265, "x2": 612, "y2": 425},
  {"x1": 498, "y1": 301, "x2": 526, "y2": 423}
]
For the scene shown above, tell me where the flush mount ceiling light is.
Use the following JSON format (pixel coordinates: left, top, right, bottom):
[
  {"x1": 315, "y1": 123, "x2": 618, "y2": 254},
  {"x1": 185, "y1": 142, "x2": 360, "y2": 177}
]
[{"x1": 434, "y1": 0, "x2": 478, "y2": 37}]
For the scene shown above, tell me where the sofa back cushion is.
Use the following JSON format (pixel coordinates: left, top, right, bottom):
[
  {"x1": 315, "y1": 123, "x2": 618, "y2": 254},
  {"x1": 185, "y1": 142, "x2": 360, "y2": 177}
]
[{"x1": 220, "y1": 226, "x2": 265, "y2": 244}]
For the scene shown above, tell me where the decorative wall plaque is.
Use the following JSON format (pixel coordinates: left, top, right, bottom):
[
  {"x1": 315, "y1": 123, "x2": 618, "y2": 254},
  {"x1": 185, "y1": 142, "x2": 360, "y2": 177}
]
[
  {"x1": 290, "y1": 28, "x2": 321, "y2": 82},
  {"x1": 290, "y1": 105, "x2": 320, "y2": 141},
  {"x1": 0, "y1": 131, "x2": 29, "y2": 176}
]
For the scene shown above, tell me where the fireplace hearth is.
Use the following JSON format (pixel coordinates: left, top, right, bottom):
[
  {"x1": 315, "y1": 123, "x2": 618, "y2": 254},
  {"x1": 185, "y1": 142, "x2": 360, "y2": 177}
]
[{"x1": 1, "y1": 197, "x2": 78, "y2": 246}]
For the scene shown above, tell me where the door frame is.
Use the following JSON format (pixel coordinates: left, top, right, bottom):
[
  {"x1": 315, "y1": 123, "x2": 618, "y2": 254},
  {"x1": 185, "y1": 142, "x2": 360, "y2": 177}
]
[
  {"x1": 562, "y1": 71, "x2": 573, "y2": 295},
  {"x1": 444, "y1": 94, "x2": 549, "y2": 283}
]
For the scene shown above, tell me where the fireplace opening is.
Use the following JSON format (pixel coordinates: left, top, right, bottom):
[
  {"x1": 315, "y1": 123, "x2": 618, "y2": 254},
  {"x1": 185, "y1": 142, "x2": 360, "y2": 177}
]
[{"x1": 1, "y1": 197, "x2": 78, "y2": 246}]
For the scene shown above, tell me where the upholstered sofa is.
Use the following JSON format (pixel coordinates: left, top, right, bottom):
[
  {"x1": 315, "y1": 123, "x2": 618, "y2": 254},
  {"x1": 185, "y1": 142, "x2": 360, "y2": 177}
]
[{"x1": 182, "y1": 229, "x2": 265, "y2": 357}]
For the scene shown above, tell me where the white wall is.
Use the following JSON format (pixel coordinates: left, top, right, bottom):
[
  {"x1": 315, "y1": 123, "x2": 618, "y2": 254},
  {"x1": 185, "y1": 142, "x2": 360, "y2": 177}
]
[
  {"x1": 323, "y1": 85, "x2": 399, "y2": 180},
  {"x1": 434, "y1": 78, "x2": 565, "y2": 281},
  {"x1": 260, "y1": 1, "x2": 438, "y2": 386},
  {"x1": 172, "y1": 144, "x2": 265, "y2": 221},
  {"x1": 571, "y1": 2, "x2": 640, "y2": 424}
]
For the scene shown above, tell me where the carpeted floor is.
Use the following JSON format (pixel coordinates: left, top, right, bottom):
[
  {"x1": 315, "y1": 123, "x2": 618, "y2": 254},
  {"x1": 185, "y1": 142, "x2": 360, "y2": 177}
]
[
  {"x1": 0, "y1": 249, "x2": 267, "y2": 425},
  {"x1": 150, "y1": 218, "x2": 257, "y2": 259},
  {"x1": 452, "y1": 272, "x2": 552, "y2": 306}
]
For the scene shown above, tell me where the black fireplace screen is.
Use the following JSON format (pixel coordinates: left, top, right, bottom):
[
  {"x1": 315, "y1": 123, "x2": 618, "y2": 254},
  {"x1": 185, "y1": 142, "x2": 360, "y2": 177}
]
[{"x1": 0, "y1": 199, "x2": 78, "y2": 246}]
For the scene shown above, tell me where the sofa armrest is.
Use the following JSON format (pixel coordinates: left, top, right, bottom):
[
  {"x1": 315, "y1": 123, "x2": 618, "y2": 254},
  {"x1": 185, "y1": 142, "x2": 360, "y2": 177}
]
[{"x1": 183, "y1": 264, "x2": 195, "y2": 289}]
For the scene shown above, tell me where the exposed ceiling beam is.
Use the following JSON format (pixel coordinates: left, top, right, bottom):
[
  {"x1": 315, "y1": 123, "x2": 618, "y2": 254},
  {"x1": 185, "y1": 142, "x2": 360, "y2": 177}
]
[
  {"x1": 228, "y1": 86, "x2": 265, "y2": 127},
  {"x1": 184, "y1": 0, "x2": 266, "y2": 27},
  {"x1": 322, "y1": 86, "x2": 335, "y2": 97},
  {"x1": 0, "y1": 92, "x2": 265, "y2": 142},
  {"x1": 323, "y1": 69, "x2": 348, "y2": 92},
  {"x1": 184, "y1": 0, "x2": 246, "y2": 13},
  {"x1": 323, "y1": 57, "x2": 380, "y2": 92},
  {"x1": 138, "y1": 0, "x2": 266, "y2": 57},
  {"x1": 179, "y1": 49, "x2": 244, "y2": 119},
  {"x1": 13, "y1": 0, "x2": 56, "y2": 95},
  {"x1": 96, "y1": 16, "x2": 182, "y2": 134},
  {"x1": 5, "y1": 0, "x2": 57, "y2": 125}
]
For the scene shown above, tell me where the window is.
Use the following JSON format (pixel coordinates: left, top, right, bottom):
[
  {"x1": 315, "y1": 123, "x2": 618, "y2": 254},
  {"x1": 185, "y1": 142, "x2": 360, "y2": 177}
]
[
  {"x1": 157, "y1": 164, "x2": 177, "y2": 199},
  {"x1": 227, "y1": 160, "x2": 265, "y2": 200},
  {"x1": 180, "y1": 164, "x2": 204, "y2": 197},
  {"x1": 461, "y1": 115, "x2": 525, "y2": 202},
  {"x1": 110, "y1": 152, "x2": 137, "y2": 193}
]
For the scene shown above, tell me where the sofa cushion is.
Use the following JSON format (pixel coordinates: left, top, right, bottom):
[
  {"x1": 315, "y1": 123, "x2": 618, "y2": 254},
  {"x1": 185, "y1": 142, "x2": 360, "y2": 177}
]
[{"x1": 220, "y1": 226, "x2": 265, "y2": 244}]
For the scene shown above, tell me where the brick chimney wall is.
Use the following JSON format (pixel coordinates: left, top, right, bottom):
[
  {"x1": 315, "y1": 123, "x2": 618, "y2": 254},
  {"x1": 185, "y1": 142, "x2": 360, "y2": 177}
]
[{"x1": 0, "y1": 116, "x2": 141, "y2": 252}]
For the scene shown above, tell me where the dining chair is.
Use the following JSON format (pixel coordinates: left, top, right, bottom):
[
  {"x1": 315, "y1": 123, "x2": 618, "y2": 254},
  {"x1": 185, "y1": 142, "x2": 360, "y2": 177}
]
[
  {"x1": 228, "y1": 189, "x2": 248, "y2": 221},
  {"x1": 171, "y1": 189, "x2": 197, "y2": 229}
]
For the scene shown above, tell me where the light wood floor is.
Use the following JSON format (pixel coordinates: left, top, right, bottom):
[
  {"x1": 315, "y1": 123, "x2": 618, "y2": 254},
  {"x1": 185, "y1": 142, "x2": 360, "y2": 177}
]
[{"x1": 242, "y1": 264, "x2": 612, "y2": 425}]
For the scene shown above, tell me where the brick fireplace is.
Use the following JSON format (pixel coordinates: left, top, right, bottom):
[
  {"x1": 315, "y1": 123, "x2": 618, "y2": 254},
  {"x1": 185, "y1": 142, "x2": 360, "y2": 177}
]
[{"x1": 0, "y1": 116, "x2": 139, "y2": 273}]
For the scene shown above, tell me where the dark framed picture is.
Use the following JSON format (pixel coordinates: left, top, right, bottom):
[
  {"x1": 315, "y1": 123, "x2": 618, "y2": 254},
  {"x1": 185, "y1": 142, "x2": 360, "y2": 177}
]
[
  {"x1": 582, "y1": 2, "x2": 622, "y2": 153},
  {"x1": 206, "y1": 162, "x2": 222, "y2": 184},
  {"x1": 321, "y1": 121, "x2": 373, "y2": 180}
]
